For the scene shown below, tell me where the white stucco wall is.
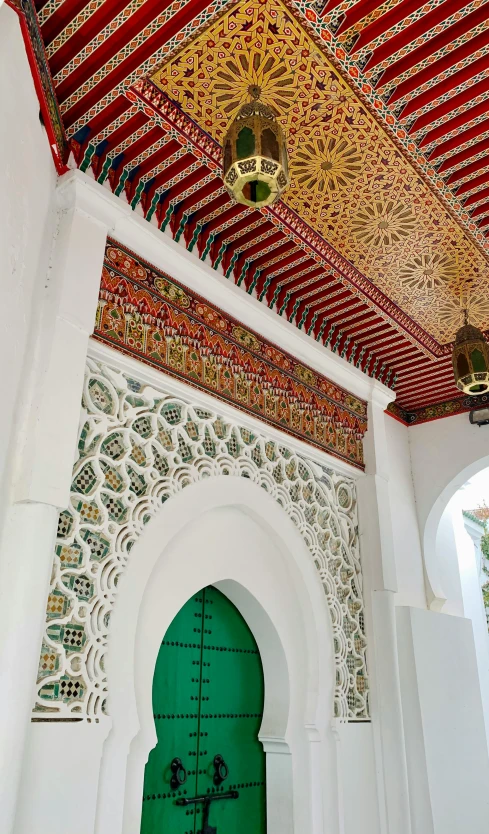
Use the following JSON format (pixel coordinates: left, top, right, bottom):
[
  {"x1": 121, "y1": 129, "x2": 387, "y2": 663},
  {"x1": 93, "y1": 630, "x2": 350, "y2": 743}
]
[
  {"x1": 409, "y1": 413, "x2": 489, "y2": 542},
  {"x1": 0, "y1": 4, "x2": 57, "y2": 519},
  {"x1": 397, "y1": 606, "x2": 489, "y2": 834},
  {"x1": 385, "y1": 415, "x2": 426, "y2": 608}
]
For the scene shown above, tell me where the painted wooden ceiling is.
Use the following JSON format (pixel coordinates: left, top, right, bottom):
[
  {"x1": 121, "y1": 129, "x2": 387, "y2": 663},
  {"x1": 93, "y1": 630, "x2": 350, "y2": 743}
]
[{"x1": 15, "y1": 0, "x2": 489, "y2": 421}]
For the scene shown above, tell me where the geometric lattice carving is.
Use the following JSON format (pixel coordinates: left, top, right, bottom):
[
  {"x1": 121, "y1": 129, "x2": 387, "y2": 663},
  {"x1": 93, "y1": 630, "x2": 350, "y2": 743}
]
[{"x1": 33, "y1": 358, "x2": 368, "y2": 721}]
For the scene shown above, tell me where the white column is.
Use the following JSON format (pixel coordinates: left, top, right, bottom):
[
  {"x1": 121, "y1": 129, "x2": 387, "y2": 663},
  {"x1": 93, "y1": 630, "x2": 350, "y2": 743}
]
[
  {"x1": 0, "y1": 174, "x2": 108, "y2": 834},
  {"x1": 357, "y1": 386, "x2": 412, "y2": 834}
]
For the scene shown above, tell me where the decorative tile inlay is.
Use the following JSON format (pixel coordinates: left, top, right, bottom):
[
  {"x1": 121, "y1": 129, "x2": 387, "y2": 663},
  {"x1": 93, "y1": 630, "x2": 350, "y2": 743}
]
[
  {"x1": 33, "y1": 358, "x2": 368, "y2": 721},
  {"x1": 94, "y1": 240, "x2": 367, "y2": 470}
]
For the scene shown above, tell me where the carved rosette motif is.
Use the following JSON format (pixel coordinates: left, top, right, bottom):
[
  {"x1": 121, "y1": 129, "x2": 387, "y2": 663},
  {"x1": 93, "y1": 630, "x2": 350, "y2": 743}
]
[{"x1": 33, "y1": 359, "x2": 368, "y2": 721}]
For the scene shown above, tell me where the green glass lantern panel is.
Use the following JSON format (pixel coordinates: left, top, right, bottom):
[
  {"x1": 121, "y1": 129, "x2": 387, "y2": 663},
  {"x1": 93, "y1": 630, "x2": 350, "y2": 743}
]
[
  {"x1": 457, "y1": 352, "x2": 470, "y2": 378},
  {"x1": 242, "y1": 180, "x2": 271, "y2": 204},
  {"x1": 469, "y1": 384, "x2": 487, "y2": 393},
  {"x1": 470, "y1": 348, "x2": 487, "y2": 373},
  {"x1": 236, "y1": 126, "x2": 255, "y2": 160},
  {"x1": 261, "y1": 127, "x2": 280, "y2": 161},
  {"x1": 224, "y1": 139, "x2": 232, "y2": 174}
]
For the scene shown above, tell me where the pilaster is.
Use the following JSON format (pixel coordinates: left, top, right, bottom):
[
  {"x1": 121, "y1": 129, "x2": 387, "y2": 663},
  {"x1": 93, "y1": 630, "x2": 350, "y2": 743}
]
[
  {"x1": 357, "y1": 383, "x2": 412, "y2": 834},
  {"x1": 0, "y1": 173, "x2": 109, "y2": 834}
]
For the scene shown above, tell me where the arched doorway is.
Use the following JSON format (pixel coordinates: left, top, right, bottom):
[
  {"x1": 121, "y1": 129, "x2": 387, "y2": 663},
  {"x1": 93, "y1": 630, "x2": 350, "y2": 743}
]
[
  {"x1": 96, "y1": 479, "x2": 340, "y2": 834},
  {"x1": 140, "y1": 585, "x2": 266, "y2": 834}
]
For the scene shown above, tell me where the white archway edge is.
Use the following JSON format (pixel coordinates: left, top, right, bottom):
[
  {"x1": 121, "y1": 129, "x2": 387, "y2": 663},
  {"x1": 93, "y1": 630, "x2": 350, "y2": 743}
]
[
  {"x1": 96, "y1": 477, "x2": 338, "y2": 834},
  {"x1": 407, "y1": 414, "x2": 489, "y2": 609},
  {"x1": 422, "y1": 454, "x2": 489, "y2": 610}
]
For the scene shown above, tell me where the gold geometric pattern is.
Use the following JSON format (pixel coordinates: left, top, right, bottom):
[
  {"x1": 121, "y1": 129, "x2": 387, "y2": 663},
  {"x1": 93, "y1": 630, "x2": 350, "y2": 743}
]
[
  {"x1": 399, "y1": 253, "x2": 457, "y2": 293},
  {"x1": 151, "y1": 0, "x2": 489, "y2": 345},
  {"x1": 294, "y1": 137, "x2": 363, "y2": 197},
  {"x1": 351, "y1": 200, "x2": 416, "y2": 249}
]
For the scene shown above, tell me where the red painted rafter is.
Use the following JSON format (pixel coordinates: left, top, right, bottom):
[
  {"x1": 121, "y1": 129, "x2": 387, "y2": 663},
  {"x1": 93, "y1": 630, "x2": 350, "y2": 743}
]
[
  {"x1": 62, "y1": 0, "x2": 210, "y2": 128},
  {"x1": 249, "y1": 243, "x2": 299, "y2": 294},
  {"x1": 437, "y1": 135, "x2": 489, "y2": 173},
  {"x1": 232, "y1": 231, "x2": 284, "y2": 280},
  {"x1": 171, "y1": 179, "x2": 223, "y2": 238},
  {"x1": 199, "y1": 205, "x2": 250, "y2": 259},
  {"x1": 124, "y1": 137, "x2": 181, "y2": 201},
  {"x1": 419, "y1": 97, "x2": 489, "y2": 147},
  {"x1": 387, "y1": 31, "x2": 489, "y2": 109},
  {"x1": 91, "y1": 109, "x2": 150, "y2": 177},
  {"x1": 153, "y1": 163, "x2": 210, "y2": 221},
  {"x1": 273, "y1": 267, "x2": 327, "y2": 310},
  {"x1": 71, "y1": 95, "x2": 132, "y2": 161},
  {"x1": 48, "y1": 0, "x2": 135, "y2": 74},
  {"x1": 465, "y1": 185, "x2": 489, "y2": 207},
  {"x1": 41, "y1": 0, "x2": 107, "y2": 47},
  {"x1": 410, "y1": 74, "x2": 489, "y2": 136},
  {"x1": 363, "y1": 0, "x2": 482, "y2": 73},
  {"x1": 54, "y1": 0, "x2": 176, "y2": 103},
  {"x1": 399, "y1": 49, "x2": 489, "y2": 120},
  {"x1": 455, "y1": 168, "x2": 489, "y2": 196},
  {"x1": 446, "y1": 155, "x2": 489, "y2": 186},
  {"x1": 207, "y1": 211, "x2": 260, "y2": 264},
  {"x1": 265, "y1": 261, "x2": 320, "y2": 304}
]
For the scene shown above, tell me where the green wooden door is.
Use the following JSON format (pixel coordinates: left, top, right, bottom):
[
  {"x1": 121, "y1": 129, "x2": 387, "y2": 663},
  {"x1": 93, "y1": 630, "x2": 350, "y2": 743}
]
[{"x1": 140, "y1": 586, "x2": 266, "y2": 834}]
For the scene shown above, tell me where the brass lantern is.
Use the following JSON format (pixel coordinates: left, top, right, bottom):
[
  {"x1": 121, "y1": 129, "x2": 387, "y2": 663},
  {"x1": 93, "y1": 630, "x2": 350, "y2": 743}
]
[
  {"x1": 452, "y1": 313, "x2": 489, "y2": 395},
  {"x1": 222, "y1": 86, "x2": 289, "y2": 208}
]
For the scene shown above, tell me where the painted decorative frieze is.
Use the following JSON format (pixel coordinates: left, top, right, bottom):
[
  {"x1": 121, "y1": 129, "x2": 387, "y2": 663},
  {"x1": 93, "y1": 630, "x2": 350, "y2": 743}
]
[
  {"x1": 94, "y1": 241, "x2": 367, "y2": 470},
  {"x1": 387, "y1": 391, "x2": 489, "y2": 425},
  {"x1": 33, "y1": 358, "x2": 368, "y2": 722}
]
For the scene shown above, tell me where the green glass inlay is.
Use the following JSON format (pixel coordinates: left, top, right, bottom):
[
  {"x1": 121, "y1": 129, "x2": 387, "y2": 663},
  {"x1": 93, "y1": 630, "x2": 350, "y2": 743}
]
[
  {"x1": 241, "y1": 179, "x2": 271, "y2": 203},
  {"x1": 236, "y1": 126, "x2": 255, "y2": 159},
  {"x1": 471, "y1": 348, "x2": 487, "y2": 373}
]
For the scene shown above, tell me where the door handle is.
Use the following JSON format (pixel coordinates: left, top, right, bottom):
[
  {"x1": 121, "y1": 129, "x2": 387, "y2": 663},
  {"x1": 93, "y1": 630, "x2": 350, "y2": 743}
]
[
  {"x1": 170, "y1": 757, "x2": 187, "y2": 790},
  {"x1": 213, "y1": 754, "x2": 229, "y2": 786}
]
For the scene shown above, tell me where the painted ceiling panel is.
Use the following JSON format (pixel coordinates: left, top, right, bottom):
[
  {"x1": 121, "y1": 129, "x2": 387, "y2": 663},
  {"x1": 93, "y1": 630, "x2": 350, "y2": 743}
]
[{"x1": 12, "y1": 0, "x2": 489, "y2": 424}]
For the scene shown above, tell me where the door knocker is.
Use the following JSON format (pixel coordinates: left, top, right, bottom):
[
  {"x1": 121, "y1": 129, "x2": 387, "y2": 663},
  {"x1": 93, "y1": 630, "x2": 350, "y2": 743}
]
[
  {"x1": 170, "y1": 757, "x2": 187, "y2": 790},
  {"x1": 213, "y1": 754, "x2": 229, "y2": 786}
]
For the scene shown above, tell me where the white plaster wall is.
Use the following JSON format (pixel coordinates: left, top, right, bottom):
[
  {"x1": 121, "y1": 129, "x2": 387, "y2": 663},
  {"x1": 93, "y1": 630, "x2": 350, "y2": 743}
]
[
  {"x1": 384, "y1": 415, "x2": 426, "y2": 608},
  {"x1": 0, "y1": 4, "x2": 57, "y2": 518},
  {"x1": 409, "y1": 413, "x2": 489, "y2": 545},
  {"x1": 335, "y1": 722, "x2": 381, "y2": 834},
  {"x1": 397, "y1": 606, "x2": 489, "y2": 834},
  {"x1": 454, "y1": 503, "x2": 489, "y2": 747},
  {"x1": 433, "y1": 506, "x2": 464, "y2": 617},
  {"x1": 15, "y1": 723, "x2": 109, "y2": 834}
]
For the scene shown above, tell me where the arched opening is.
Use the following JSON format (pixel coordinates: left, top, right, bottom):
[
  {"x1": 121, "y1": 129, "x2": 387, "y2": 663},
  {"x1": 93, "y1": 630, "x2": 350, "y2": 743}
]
[
  {"x1": 421, "y1": 458, "x2": 489, "y2": 752},
  {"x1": 94, "y1": 477, "x2": 339, "y2": 834},
  {"x1": 140, "y1": 584, "x2": 266, "y2": 834}
]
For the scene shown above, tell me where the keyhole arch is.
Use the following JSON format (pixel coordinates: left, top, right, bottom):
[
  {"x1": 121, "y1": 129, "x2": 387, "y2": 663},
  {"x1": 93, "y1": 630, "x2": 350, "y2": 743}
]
[{"x1": 95, "y1": 476, "x2": 339, "y2": 834}]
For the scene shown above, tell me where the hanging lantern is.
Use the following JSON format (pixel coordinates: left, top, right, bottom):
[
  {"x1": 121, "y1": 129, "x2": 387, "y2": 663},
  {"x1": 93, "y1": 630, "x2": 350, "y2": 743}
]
[
  {"x1": 452, "y1": 313, "x2": 489, "y2": 395},
  {"x1": 222, "y1": 86, "x2": 289, "y2": 208}
]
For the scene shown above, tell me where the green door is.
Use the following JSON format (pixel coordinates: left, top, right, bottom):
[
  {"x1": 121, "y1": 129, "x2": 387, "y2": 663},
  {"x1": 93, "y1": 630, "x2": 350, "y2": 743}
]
[{"x1": 141, "y1": 585, "x2": 266, "y2": 834}]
